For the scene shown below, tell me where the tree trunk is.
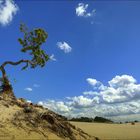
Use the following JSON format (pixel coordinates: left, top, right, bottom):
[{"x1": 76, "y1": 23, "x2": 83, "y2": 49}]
[
  {"x1": 0, "y1": 59, "x2": 35, "y2": 97},
  {"x1": 0, "y1": 66, "x2": 14, "y2": 96}
]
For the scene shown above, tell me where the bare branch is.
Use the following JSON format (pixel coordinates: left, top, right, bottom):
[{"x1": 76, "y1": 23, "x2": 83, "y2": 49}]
[{"x1": 1, "y1": 59, "x2": 35, "y2": 68}]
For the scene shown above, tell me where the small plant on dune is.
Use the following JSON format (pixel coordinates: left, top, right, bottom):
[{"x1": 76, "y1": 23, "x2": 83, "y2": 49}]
[{"x1": 0, "y1": 23, "x2": 49, "y2": 96}]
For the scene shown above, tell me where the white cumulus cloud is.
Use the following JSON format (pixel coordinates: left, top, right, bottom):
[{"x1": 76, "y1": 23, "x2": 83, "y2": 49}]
[
  {"x1": 38, "y1": 75, "x2": 140, "y2": 122},
  {"x1": 108, "y1": 75, "x2": 136, "y2": 88},
  {"x1": 50, "y1": 54, "x2": 57, "y2": 61},
  {"x1": 86, "y1": 75, "x2": 140, "y2": 103},
  {"x1": 83, "y1": 91, "x2": 99, "y2": 96},
  {"x1": 38, "y1": 100, "x2": 71, "y2": 114},
  {"x1": 24, "y1": 87, "x2": 33, "y2": 92},
  {"x1": 0, "y1": 0, "x2": 18, "y2": 26},
  {"x1": 57, "y1": 42, "x2": 72, "y2": 53},
  {"x1": 86, "y1": 78, "x2": 106, "y2": 90},
  {"x1": 67, "y1": 95, "x2": 98, "y2": 108},
  {"x1": 87, "y1": 78, "x2": 100, "y2": 86},
  {"x1": 76, "y1": 3, "x2": 96, "y2": 18},
  {"x1": 100, "y1": 75, "x2": 140, "y2": 103}
]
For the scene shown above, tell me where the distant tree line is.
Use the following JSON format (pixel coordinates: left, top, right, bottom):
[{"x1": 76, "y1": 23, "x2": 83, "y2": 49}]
[
  {"x1": 69, "y1": 116, "x2": 113, "y2": 123},
  {"x1": 70, "y1": 117, "x2": 94, "y2": 122}
]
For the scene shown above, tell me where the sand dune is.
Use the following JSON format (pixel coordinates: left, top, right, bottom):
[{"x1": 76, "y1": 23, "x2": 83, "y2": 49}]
[
  {"x1": 71, "y1": 121, "x2": 140, "y2": 140},
  {"x1": 0, "y1": 94, "x2": 95, "y2": 140}
]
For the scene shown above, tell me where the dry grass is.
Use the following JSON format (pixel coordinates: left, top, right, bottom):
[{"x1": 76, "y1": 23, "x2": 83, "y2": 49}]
[{"x1": 71, "y1": 121, "x2": 140, "y2": 140}]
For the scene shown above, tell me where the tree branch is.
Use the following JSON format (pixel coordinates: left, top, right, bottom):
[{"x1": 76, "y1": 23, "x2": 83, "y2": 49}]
[
  {"x1": 0, "y1": 59, "x2": 35, "y2": 93},
  {"x1": 0, "y1": 59, "x2": 36, "y2": 78},
  {"x1": 1, "y1": 59, "x2": 35, "y2": 68}
]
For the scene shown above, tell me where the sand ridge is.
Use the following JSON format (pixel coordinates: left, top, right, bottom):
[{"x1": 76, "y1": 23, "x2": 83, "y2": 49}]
[{"x1": 0, "y1": 93, "x2": 96, "y2": 140}]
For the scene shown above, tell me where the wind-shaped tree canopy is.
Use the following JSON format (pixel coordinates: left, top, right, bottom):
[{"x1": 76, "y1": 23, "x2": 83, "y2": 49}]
[
  {"x1": 0, "y1": 24, "x2": 50, "y2": 94},
  {"x1": 18, "y1": 23, "x2": 49, "y2": 69}
]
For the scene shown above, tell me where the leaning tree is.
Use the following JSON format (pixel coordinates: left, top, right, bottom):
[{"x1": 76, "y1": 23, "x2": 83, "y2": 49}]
[{"x1": 0, "y1": 23, "x2": 49, "y2": 96}]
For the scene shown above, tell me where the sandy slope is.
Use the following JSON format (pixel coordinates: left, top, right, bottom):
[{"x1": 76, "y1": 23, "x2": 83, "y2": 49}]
[
  {"x1": 0, "y1": 97, "x2": 62, "y2": 140},
  {"x1": 0, "y1": 94, "x2": 96, "y2": 140},
  {"x1": 71, "y1": 121, "x2": 140, "y2": 140}
]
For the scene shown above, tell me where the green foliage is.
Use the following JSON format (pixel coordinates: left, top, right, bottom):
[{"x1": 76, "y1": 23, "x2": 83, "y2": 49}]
[{"x1": 18, "y1": 23, "x2": 49, "y2": 69}]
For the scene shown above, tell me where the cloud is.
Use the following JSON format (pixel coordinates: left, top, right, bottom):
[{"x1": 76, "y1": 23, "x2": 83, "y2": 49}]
[
  {"x1": 0, "y1": 0, "x2": 18, "y2": 26},
  {"x1": 86, "y1": 78, "x2": 106, "y2": 90},
  {"x1": 108, "y1": 75, "x2": 136, "y2": 88},
  {"x1": 86, "y1": 78, "x2": 99, "y2": 86},
  {"x1": 50, "y1": 54, "x2": 57, "y2": 61},
  {"x1": 24, "y1": 84, "x2": 40, "y2": 92},
  {"x1": 86, "y1": 75, "x2": 140, "y2": 104},
  {"x1": 38, "y1": 100, "x2": 71, "y2": 114},
  {"x1": 38, "y1": 99, "x2": 140, "y2": 121},
  {"x1": 83, "y1": 91, "x2": 99, "y2": 96},
  {"x1": 101, "y1": 75, "x2": 140, "y2": 103},
  {"x1": 76, "y1": 3, "x2": 96, "y2": 18},
  {"x1": 38, "y1": 75, "x2": 140, "y2": 122},
  {"x1": 67, "y1": 95, "x2": 99, "y2": 108},
  {"x1": 57, "y1": 42, "x2": 72, "y2": 53},
  {"x1": 24, "y1": 87, "x2": 33, "y2": 92}
]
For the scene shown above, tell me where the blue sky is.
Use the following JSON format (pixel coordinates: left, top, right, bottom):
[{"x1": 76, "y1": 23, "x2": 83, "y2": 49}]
[{"x1": 1, "y1": 0, "x2": 140, "y2": 121}]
